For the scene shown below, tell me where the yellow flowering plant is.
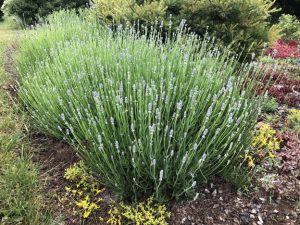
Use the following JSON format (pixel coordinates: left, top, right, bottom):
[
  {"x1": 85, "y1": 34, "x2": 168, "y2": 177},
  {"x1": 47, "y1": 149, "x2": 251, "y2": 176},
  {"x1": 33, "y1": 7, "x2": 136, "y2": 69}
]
[
  {"x1": 245, "y1": 123, "x2": 281, "y2": 167},
  {"x1": 107, "y1": 196, "x2": 171, "y2": 225},
  {"x1": 63, "y1": 161, "x2": 104, "y2": 219}
]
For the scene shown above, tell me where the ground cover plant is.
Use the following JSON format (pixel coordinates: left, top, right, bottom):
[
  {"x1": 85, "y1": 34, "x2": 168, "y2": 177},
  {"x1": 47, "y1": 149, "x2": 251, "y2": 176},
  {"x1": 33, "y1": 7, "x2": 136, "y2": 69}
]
[
  {"x1": 262, "y1": 39, "x2": 300, "y2": 107},
  {"x1": 16, "y1": 10, "x2": 267, "y2": 202}
]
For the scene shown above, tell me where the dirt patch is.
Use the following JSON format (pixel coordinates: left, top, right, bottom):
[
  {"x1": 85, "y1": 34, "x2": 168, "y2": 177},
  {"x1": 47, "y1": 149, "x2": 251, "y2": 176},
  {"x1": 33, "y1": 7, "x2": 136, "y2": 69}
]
[
  {"x1": 169, "y1": 176, "x2": 300, "y2": 225},
  {"x1": 2, "y1": 42, "x2": 18, "y2": 98},
  {"x1": 30, "y1": 133, "x2": 113, "y2": 225}
]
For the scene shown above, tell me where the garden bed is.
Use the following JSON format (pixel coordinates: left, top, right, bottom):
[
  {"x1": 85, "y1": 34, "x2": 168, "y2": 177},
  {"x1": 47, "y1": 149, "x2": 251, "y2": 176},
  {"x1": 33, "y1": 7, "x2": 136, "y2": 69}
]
[{"x1": 1, "y1": 10, "x2": 300, "y2": 225}]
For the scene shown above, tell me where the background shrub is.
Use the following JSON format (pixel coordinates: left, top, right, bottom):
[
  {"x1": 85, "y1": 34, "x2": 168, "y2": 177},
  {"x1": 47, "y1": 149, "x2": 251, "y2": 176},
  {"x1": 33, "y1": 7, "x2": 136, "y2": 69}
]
[
  {"x1": 1, "y1": 0, "x2": 89, "y2": 25},
  {"x1": 18, "y1": 11, "x2": 265, "y2": 201},
  {"x1": 92, "y1": 0, "x2": 278, "y2": 59},
  {"x1": 0, "y1": 0, "x2": 4, "y2": 20},
  {"x1": 277, "y1": 14, "x2": 300, "y2": 40}
]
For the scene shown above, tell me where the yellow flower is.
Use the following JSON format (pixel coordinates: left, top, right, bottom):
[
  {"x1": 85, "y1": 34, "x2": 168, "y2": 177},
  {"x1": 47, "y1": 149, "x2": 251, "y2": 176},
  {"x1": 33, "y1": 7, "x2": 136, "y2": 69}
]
[
  {"x1": 268, "y1": 152, "x2": 276, "y2": 158},
  {"x1": 245, "y1": 154, "x2": 254, "y2": 168},
  {"x1": 76, "y1": 196, "x2": 90, "y2": 209},
  {"x1": 83, "y1": 210, "x2": 91, "y2": 218},
  {"x1": 65, "y1": 186, "x2": 71, "y2": 192}
]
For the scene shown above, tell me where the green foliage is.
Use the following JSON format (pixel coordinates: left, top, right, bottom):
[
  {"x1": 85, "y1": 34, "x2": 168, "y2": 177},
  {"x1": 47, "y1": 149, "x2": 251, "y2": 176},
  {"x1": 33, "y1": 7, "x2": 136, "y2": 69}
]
[
  {"x1": 1, "y1": 0, "x2": 89, "y2": 25},
  {"x1": 277, "y1": 14, "x2": 300, "y2": 40},
  {"x1": 261, "y1": 96, "x2": 278, "y2": 113},
  {"x1": 287, "y1": 109, "x2": 300, "y2": 133},
  {"x1": 18, "y1": 11, "x2": 265, "y2": 201},
  {"x1": 92, "y1": 0, "x2": 279, "y2": 59}
]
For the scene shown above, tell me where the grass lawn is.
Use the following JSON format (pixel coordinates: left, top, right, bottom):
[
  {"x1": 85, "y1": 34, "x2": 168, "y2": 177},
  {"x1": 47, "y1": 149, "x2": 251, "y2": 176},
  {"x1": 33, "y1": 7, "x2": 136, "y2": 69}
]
[{"x1": 0, "y1": 19, "x2": 57, "y2": 225}]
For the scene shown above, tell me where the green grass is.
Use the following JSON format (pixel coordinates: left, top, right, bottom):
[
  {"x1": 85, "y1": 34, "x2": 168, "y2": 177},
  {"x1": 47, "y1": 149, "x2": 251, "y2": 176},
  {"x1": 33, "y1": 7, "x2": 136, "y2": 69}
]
[{"x1": 0, "y1": 19, "x2": 57, "y2": 225}]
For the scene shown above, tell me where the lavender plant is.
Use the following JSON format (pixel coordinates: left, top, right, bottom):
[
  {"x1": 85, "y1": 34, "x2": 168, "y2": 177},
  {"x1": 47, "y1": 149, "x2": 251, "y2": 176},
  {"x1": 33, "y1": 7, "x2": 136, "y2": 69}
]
[{"x1": 17, "y1": 11, "x2": 265, "y2": 201}]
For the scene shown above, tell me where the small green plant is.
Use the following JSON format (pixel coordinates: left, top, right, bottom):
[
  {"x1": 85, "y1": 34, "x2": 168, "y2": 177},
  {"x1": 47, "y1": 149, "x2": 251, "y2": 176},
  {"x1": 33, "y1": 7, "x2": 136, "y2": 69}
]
[
  {"x1": 264, "y1": 114, "x2": 280, "y2": 125},
  {"x1": 287, "y1": 109, "x2": 300, "y2": 133},
  {"x1": 261, "y1": 96, "x2": 278, "y2": 113},
  {"x1": 277, "y1": 14, "x2": 300, "y2": 40},
  {"x1": 107, "y1": 197, "x2": 170, "y2": 225}
]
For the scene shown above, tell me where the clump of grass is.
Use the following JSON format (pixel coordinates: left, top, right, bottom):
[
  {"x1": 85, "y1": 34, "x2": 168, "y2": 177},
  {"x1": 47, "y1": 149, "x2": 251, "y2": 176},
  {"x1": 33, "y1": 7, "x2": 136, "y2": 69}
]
[
  {"x1": 18, "y1": 11, "x2": 266, "y2": 201},
  {"x1": 0, "y1": 20, "x2": 57, "y2": 225}
]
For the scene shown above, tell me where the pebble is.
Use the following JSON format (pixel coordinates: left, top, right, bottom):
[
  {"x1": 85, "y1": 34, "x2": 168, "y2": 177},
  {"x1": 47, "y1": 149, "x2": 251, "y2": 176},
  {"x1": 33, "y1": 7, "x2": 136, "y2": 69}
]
[
  {"x1": 240, "y1": 212, "x2": 250, "y2": 225},
  {"x1": 213, "y1": 204, "x2": 219, "y2": 209},
  {"x1": 212, "y1": 189, "x2": 217, "y2": 197},
  {"x1": 251, "y1": 209, "x2": 257, "y2": 214},
  {"x1": 259, "y1": 198, "x2": 266, "y2": 202},
  {"x1": 207, "y1": 216, "x2": 213, "y2": 221},
  {"x1": 273, "y1": 209, "x2": 279, "y2": 214},
  {"x1": 291, "y1": 211, "x2": 297, "y2": 218},
  {"x1": 258, "y1": 214, "x2": 264, "y2": 224},
  {"x1": 204, "y1": 189, "x2": 210, "y2": 194}
]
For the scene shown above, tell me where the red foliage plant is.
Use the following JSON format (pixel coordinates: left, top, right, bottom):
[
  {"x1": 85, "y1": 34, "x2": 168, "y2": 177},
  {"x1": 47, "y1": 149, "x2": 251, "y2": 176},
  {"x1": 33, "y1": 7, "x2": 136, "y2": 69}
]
[
  {"x1": 277, "y1": 132, "x2": 300, "y2": 175},
  {"x1": 257, "y1": 69, "x2": 300, "y2": 107},
  {"x1": 266, "y1": 39, "x2": 300, "y2": 59}
]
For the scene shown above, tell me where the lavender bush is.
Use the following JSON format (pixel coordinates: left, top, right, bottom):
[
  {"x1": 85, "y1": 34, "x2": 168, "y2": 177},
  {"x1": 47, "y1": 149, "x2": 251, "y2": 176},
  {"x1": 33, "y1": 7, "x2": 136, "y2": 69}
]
[{"x1": 17, "y1": 11, "x2": 264, "y2": 201}]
